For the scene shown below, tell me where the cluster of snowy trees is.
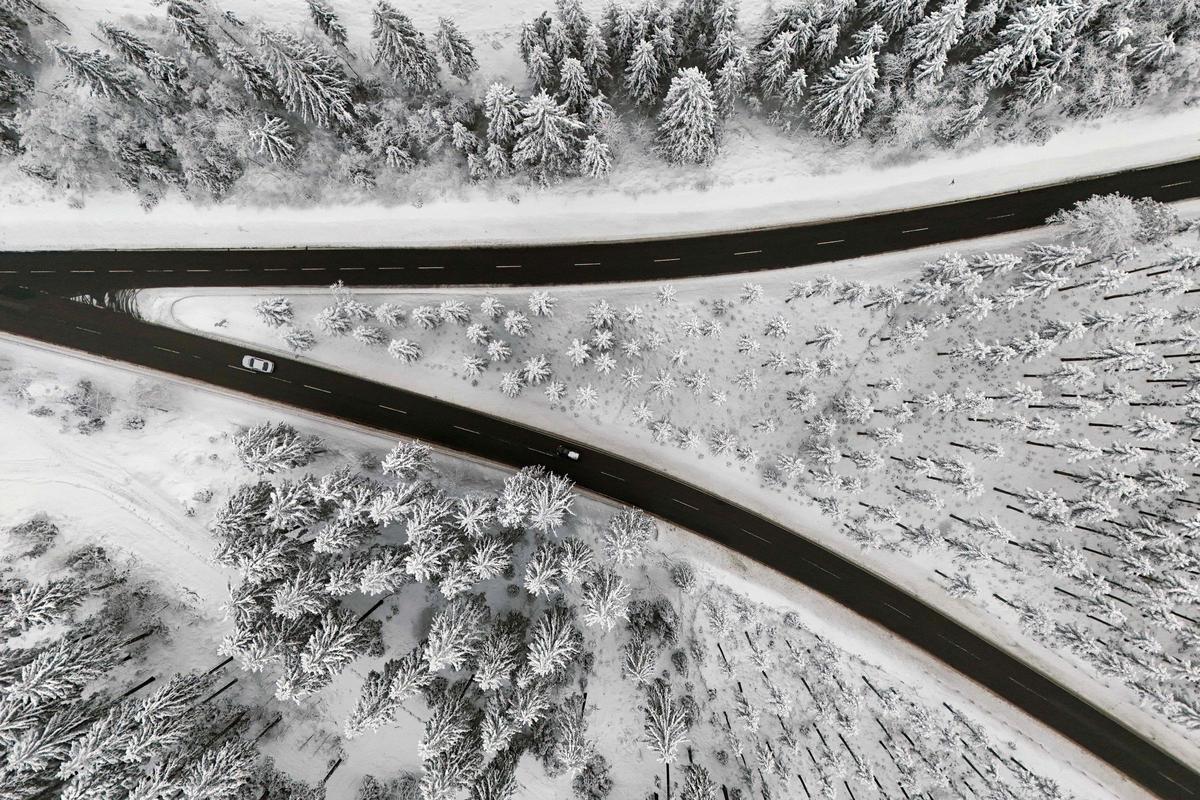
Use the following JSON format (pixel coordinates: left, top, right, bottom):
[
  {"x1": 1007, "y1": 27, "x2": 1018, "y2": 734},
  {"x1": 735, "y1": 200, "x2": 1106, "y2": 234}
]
[
  {"x1": 5, "y1": 0, "x2": 1198, "y2": 201},
  {"x1": 746, "y1": 193, "x2": 1200, "y2": 735},
  {"x1": 0, "y1": 526, "x2": 277, "y2": 799},
  {"x1": 213, "y1": 428, "x2": 660, "y2": 797}
]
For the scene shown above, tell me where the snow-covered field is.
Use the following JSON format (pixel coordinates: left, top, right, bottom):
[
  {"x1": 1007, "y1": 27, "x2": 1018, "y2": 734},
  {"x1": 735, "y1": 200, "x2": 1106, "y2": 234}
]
[
  {"x1": 2, "y1": 0, "x2": 1199, "y2": 250},
  {"x1": 141, "y1": 202, "x2": 1200, "y2": 772},
  {"x1": 0, "y1": 334, "x2": 1147, "y2": 799}
]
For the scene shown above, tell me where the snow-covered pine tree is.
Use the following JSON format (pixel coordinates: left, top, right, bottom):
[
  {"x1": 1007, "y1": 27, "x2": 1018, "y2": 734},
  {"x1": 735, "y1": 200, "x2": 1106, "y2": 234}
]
[
  {"x1": 4, "y1": 577, "x2": 83, "y2": 635},
  {"x1": 306, "y1": 0, "x2": 348, "y2": 49},
  {"x1": 419, "y1": 681, "x2": 476, "y2": 759},
  {"x1": 679, "y1": 763, "x2": 718, "y2": 800},
  {"x1": 903, "y1": 0, "x2": 966, "y2": 86},
  {"x1": 580, "y1": 567, "x2": 631, "y2": 630},
  {"x1": 642, "y1": 678, "x2": 689, "y2": 762},
  {"x1": 424, "y1": 593, "x2": 488, "y2": 672},
  {"x1": 253, "y1": 295, "x2": 294, "y2": 327},
  {"x1": 159, "y1": 0, "x2": 217, "y2": 58},
  {"x1": 474, "y1": 614, "x2": 525, "y2": 691},
  {"x1": 50, "y1": 43, "x2": 143, "y2": 102},
  {"x1": 99, "y1": 24, "x2": 184, "y2": 91},
  {"x1": 557, "y1": 55, "x2": 591, "y2": 112},
  {"x1": 526, "y1": 604, "x2": 580, "y2": 676},
  {"x1": 580, "y1": 134, "x2": 613, "y2": 177},
  {"x1": 602, "y1": 507, "x2": 655, "y2": 565},
  {"x1": 484, "y1": 82, "x2": 522, "y2": 148},
  {"x1": 177, "y1": 740, "x2": 257, "y2": 799},
  {"x1": 656, "y1": 67, "x2": 718, "y2": 164},
  {"x1": 372, "y1": 0, "x2": 441, "y2": 93},
  {"x1": 233, "y1": 421, "x2": 323, "y2": 474},
  {"x1": 436, "y1": 17, "x2": 478, "y2": 81},
  {"x1": 219, "y1": 44, "x2": 279, "y2": 101},
  {"x1": 511, "y1": 90, "x2": 584, "y2": 183},
  {"x1": 256, "y1": 29, "x2": 354, "y2": 128},
  {"x1": 805, "y1": 49, "x2": 879, "y2": 140},
  {"x1": 624, "y1": 39, "x2": 661, "y2": 106},
  {"x1": 381, "y1": 439, "x2": 432, "y2": 480}
]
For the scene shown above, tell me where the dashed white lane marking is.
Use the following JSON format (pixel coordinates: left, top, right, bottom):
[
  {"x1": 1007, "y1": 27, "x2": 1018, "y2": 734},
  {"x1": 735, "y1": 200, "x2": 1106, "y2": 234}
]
[
  {"x1": 419, "y1": 265, "x2": 444, "y2": 270},
  {"x1": 70, "y1": 269, "x2": 95, "y2": 273},
  {"x1": 575, "y1": 262, "x2": 601, "y2": 266},
  {"x1": 270, "y1": 376, "x2": 292, "y2": 384},
  {"x1": 31, "y1": 270, "x2": 55, "y2": 274},
  {"x1": 379, "y1": 404, "x2": 407, "y2": 414},
  {"x1": 495, "y1": 264, "x2": 521, "y2": 269},
  {"x1": 600, "y1": 471, "x2": 626, "y2": 482},
  {"x1": 379, "y1": 266, "x2": 405, "y2": 271},
  {"x1": 264, "y1": 268, "x2": 287, "y2": 272},
  {"x1": 0, "y1": 270, "x2": 16, "y2": 274},
  {"x1": 653, "y1": 257, "x2": 681, "y2": 263},
  {"x1": 527, "y1": 446, "x2": 554, "y2": 457},
  {"x1": 734, "y1": 249, "x2": 762, "y2": 256},
  {"x1": 453, "y1": 425, "x2": 480, "y2": 435},
  {"x1": 303, "y1": 384, "x2": 332, "y2": 393},
  {"x1": 74, "y1": 326, "x2": 100, "y2": 335},
  {"x1": 741, "y1": 527, "x2": 769, "y2": 543},
  {"x1": 186, "y1": 269, "x2": 210, "y2": 272},
  {"x1": 901, "y1": 227, "x2": 929, "y2": 234},
  {"x1": 1161, "y1": 180, "x2": 1192, "y2": 188},
  {"x1": 300, "y1": 267, "x2": 326, "y2": 271},
  {"x1": 883, "y1": 601, "x2": 911, "y2": 619},
  {"x1": 153, "y1": 346, "x2": 179, "y2": 354},
  {"x1": 227, "y1": 364, "x2": 255, "y2": 373},
  {"x1": 225, "y1": 268, "x2": 249, "y2": 272},
  {"x1": 109, "y1": 269, "x2": 134, "y2": 273},
  {"x1": 817, "y1": 239, "x2": 844, "y2": 246},
  {"x1": 672, "y1": 497, "x2": 699, "y2": 510},
  {"x1": 986, "y1": 213, "x2": 1015, "y2": 220},
  {"x1": 339, "y1": 267, "x2": 365, "y2": 271}
]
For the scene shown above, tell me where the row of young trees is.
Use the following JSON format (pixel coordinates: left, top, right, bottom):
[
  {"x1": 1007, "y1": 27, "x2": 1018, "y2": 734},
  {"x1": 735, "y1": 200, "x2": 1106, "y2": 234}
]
[
  {"x1": 4, "y1": 0, "x2": 1197, "y2": 202},
  {"x1": 758, "y1": 194, "x2": 1200, "y2": 735},
  {"x1": 216, "y1": 424, "x2": 663, "y2": 798}
]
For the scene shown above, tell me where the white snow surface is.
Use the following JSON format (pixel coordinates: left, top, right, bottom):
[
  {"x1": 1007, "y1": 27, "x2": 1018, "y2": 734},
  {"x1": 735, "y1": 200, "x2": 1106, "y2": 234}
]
[{"x1": 0, "y1": 332, "x2": 1152, "y2": 800}]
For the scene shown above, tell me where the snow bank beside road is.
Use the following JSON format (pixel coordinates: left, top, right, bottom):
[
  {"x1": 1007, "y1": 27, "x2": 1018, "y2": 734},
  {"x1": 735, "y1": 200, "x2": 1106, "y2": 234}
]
[{"x1": 3, "y1": 107, "x2": 1199, "y2": 251}]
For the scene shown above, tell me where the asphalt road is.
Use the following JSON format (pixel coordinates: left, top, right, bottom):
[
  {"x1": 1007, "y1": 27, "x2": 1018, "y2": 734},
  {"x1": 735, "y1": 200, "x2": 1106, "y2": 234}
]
[
  {"x1": 2, "y1": 291, "x2": 1197, "y2": 799},
  {"x1": 1, "y1": 156, "x2": 1199, "y2": 290}
]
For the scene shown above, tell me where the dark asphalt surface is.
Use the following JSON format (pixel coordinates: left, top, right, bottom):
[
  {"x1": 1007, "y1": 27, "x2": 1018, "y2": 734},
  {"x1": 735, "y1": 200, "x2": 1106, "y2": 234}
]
[
  {"x1": 1, "y1": 291, "x2": 1197, "y2": 799},
  {"x1": 1, "y1": 156, "x2": 1199, "y2": 289}
]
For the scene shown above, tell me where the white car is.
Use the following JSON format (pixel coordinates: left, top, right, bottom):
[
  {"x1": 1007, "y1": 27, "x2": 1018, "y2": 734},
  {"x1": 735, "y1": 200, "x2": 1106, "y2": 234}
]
[
  {"x1": 556, "y1": 445, "x2": 581, "y2": 461},
  {"x1": 241, "y1": 354, "x2": 275, "y2": 374}
]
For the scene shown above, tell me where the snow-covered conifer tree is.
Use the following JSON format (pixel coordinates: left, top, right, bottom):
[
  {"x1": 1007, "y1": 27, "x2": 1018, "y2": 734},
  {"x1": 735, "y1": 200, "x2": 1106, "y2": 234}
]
[
  {"x1": 257, "y1": 29, "x2": 354, "y2": 128},
  {"x1": 512, "y1": 90, "x2": 585, "y2": 182},
  {"x1": 805, "y1": 50, "x2": 878, "y2": 140},
  {"x1": 436, "y1": 17, "x2": 478, "y2": 81},
  {"x1": 624, "y1": 39, "x2": 661, "y2": 105},
  {"x1": 603, "y1": 507, "x2": 655, "y2": 565},
  {"x1": 642, "y1": 679, "x2": 689, "y2": 762},
  {"x1": 581, "y1": 567, "x2": 631, "y2": 630},
  {"x1": 306, "y1": 0, "x2": 348, "y2": 49},
  {"x1": 425, "y1": 593, "x2": 488, "y2": 672},
  {"x1": 526, "y1": 605, "x2": 580, "y2": 676},
  {"x1": 98, "y1": 24, "x2": 183, "y2": 91},
  {"x1": 580, "y1": 134, "x2": 613, "y2": 177},
  {"x1": 372, "y1": 0, "x2": 441, "y2": 93},
  {"x1": 50, "y1": 43, "x2": 143, "y2": 102},
  {"x1": 233, "y1": 422, "x2": 323, "y2": 475},
  {"x1": 657, "y1": 67, "x2": 718, "y2": 163}
]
